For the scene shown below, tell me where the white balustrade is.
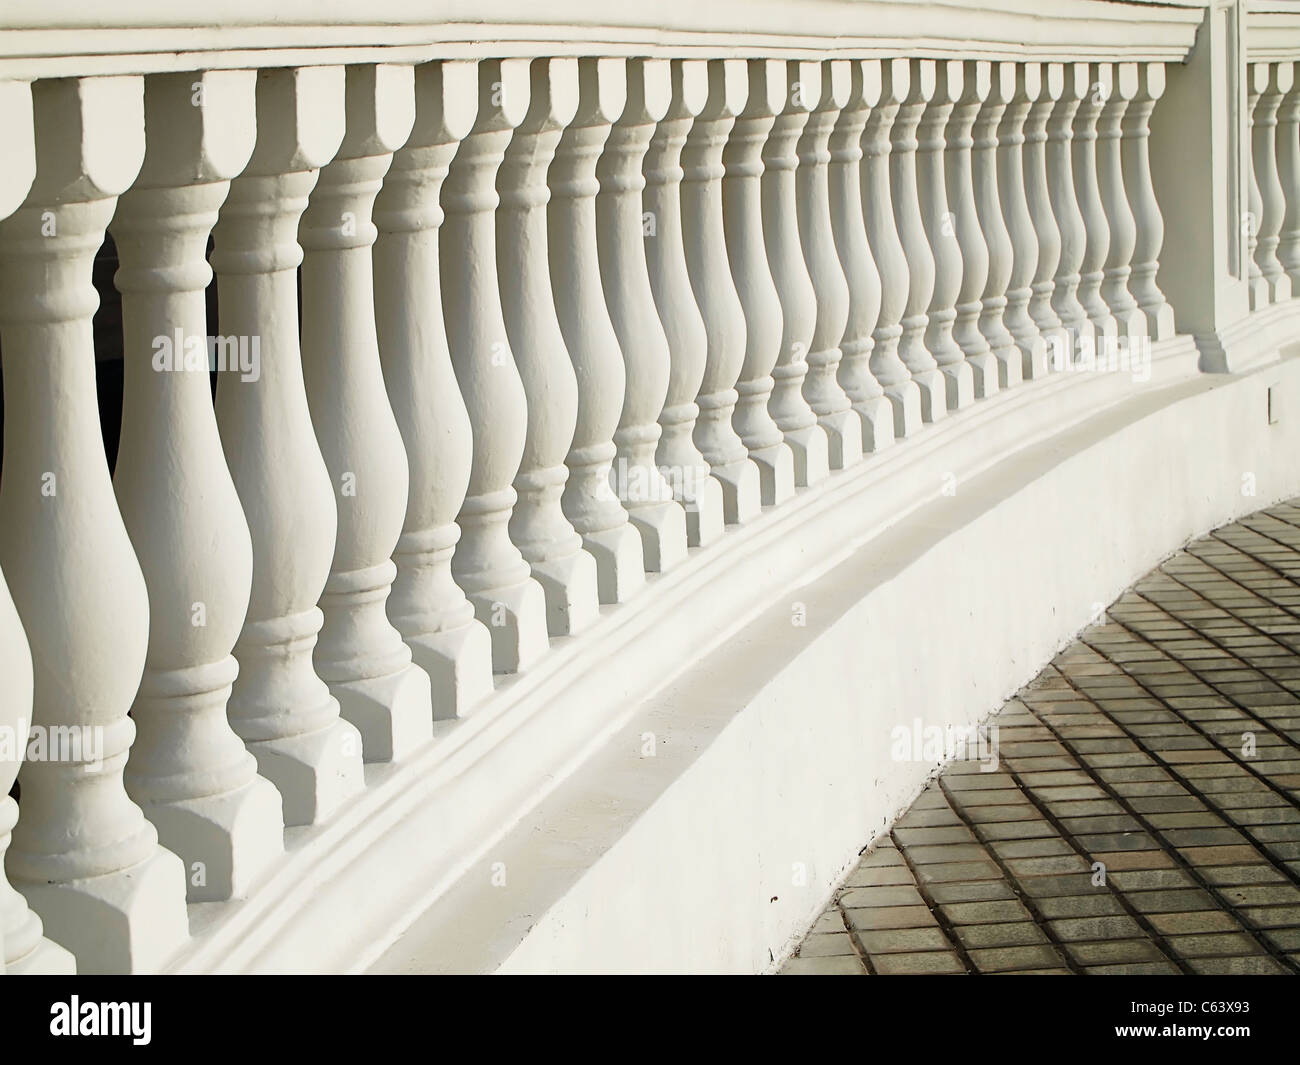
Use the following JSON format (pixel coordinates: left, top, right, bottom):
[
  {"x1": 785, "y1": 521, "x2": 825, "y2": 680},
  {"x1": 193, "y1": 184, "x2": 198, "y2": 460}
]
[
  {"x1": 498, "y1": 57, "x2": 602, "y2": 636},
  {"x1": 829, "y1": 59, "x2": 896, "y2": 453},
  {"x1": 863, "y1": 59, "x2": 925, "y2": 436},
  {"x1": 946, "y1": 61, "x2": 999, "y2": 397},
  {"x1": 300, "y1": 65, "x2": 433, "y2": 762},
  {"x1": 597, "y1": 58, "x2": 690, "y2": 572},
  {"x1": 797, "y1": 59, "x2": 862, "y2": 469},
  {"x1": 212, "y1": 66, "x2": 366, "y2": 827},
  {"x1": 0, "y1": 76, "x2": 190, "y2": 972},
  {"x1": 441, "y1": 60, "x2": 551, "y2": 671},
  {"x1": 111, "y1": 70, "x2": 283, "y2": 898},
  {"x1": 725, "y1": 59, "x2": 798, "y2": 505},
  {"x1": 374, "y1": 61, "x2": 496, "y2": 716},
  {"x1": 999, "y1": 64, "x2": 1047, "y2": 379},
  {"x1": 919, "y1": 60, "x2": 974, "y2": 410},
  {"x1": 644, "y1": 60, "x2": 727, "y2": 545},
  {"x1": 682, "y1": 60, "x2": 762, "y2": 523}
]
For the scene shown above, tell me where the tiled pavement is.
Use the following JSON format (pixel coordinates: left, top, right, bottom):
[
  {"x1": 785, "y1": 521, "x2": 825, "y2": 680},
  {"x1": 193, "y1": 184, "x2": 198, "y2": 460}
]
[{"x1": 783, "y1": 499, "x2": 1300, "y2": 975}]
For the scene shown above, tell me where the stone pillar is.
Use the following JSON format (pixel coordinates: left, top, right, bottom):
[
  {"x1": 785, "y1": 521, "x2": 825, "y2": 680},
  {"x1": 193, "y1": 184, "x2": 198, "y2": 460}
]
[
  {"x1": 724, "y1": 59, "x2": 796, "y2": 505},
  {"x1": 497, "y1": 57, "x2": 601, "y2": 637},
  {"x1": 644, "y1": 60, "x2": 727, "y2": 545},
  {"x1": 681, "y1": 60, "x2": 761, "y2": 524},
  {"x1": 441, "y1": 60, "x2": 550, "y2": 672},
  {"x1": 0, "y1": 75, "x2": 190, "y2": 973},
  {"x1": 597, "y1": 58, "x2": 690, "y2": 571},
  {"x1": 828, "y1": 59, "x2": 896, "y2": 453},
  {"x1": 373, "y1": 61, "x2": 496, "y2": 717},
  {"x1": 212, "y1": 66, "x2": 365, "y2": 827},
  {"x1": 111, "y1": 70, "x2": 283, "y2": 899}
]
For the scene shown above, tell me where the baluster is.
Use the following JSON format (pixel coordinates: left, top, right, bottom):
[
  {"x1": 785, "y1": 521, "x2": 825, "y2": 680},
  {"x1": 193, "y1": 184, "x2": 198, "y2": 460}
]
[
  {"x1": 551, "y1": 58, "x2": 645, "y2": 603},
  {"x1": 497, "y1": 58, "x2": 601, "y2": 636},
  {"x1": 374, "y1": 62, "x2": 495, "y2": 716},
  {"x1": 1024, "y1": 63, "x2": 1068, "y2": 369},
  {"x1": 0, "y1": 85, "x2": 72, "y2": 972},
  {"x1": 212, "y1": 66, "x2": 365, "y2": 826},
  {"x1": 798, "y1": 59, "x2": 862, "y2": 469},
  {"x1": 598, "y1": 59, "x2": 689, "y2": 571},
  {"x1": 1000, "y1": 64, "x2": 1047, "y2": 379},
  {"x1": 1048, "y1": 63, "x2": 1095, "y2": 362},
  {"x1": 0, "y1": 75, "x2": 189, "y2": 972},
  {"x1": 973, "y1": 62, "x2": 1020, "y2": 389},
  {"x1": 1246, "y1": 65, "x2": 1268, "y2": 310},
  {"x1": 442, "y1": 60, "x2": 550, "y2": 671},
  {"x1": 829, "y1": 59, "x2": 896, "y2": 452},
  {"x1": 111, "y1": 70, "x2": 283, "y2": 899},
  {"x1": 681, "y1": 60, "x2": 761, "y2": 523},
  {"x1": 1096, "y1": 62, "x2": 1148, "y2": 340},
  {"x1": 299, "y1": 65, "x2": 432, "y2": 762},
  {"x1": 863, "y1": 59, "x2": 924, "y2": 436},
  {"x1": 1123, "y1": 63, "x2": 1176, "y2": 341},
  {"x1": 918, "y1": 60, "x2": 973, "y2": 410},
  {"x1": 1278, "y1": 63, "x2": 1300, "y2": 292},
  {"x1": 724, "y1": 59, "x2": 796, "y2": 505},
  {"x1": 889, "y1": 60, "x2": 947, "y2": 420},
  {"x1": 946, "y1": 61, "x2": 998, "y2": 397},
  {"x1": 1253, "y1": 62, "x2": 1294, "y2": 304},
  {"x1": 644, "y1": 60, "x2": 726, "y2": 545},
  {"x1": 764, "y1": 60, "x2": 831, "y2": 485},
  {"x1": 1074, "y1": 64, "x2": 1118, "y2": 343}
]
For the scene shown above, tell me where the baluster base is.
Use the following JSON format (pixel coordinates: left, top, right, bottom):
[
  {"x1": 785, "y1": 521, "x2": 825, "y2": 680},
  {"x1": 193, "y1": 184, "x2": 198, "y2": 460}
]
[
  {"x1": 816, "y1": 410, "x2": 863, "y2": 471},
  {"x1": 246, "y1": 719, "x2": 366, "y2": 828},
  {"x1": 1266, "y1": 274, "x2": 1293, "y2": 305},
  {"x1": 628, "y1": 502, "x2": 689, "y2": 574},
  {"x1": 1, "y1": 798, "x2": 76, "y2": 973},
  {"x1": 781, "y1": 424, "x2": 830, "y2": 487},
  {"x1": 529, "y1": 550, "x2": 602, "y2": 637},
  {"x1": 5, "y1": 933, "x2": 75, "y2": 974},
  {"x1": 408, "y1": 622, "x2": 496, "y2": 721},
  {"x1": 852, "y1": 395, "x2": 897, "y2": 454},
  {"x1": 749, "y1": 441, "x2": 796, "y2": 507},
  {"x1": 1140, "y1": 302, "x2": 1176, "y2": 342},
  {"x1": 884, "y1": 380, "x2": 924, "y2": 439},
  {"x1": 966, "y1": 352, "x2": 1000, "y2": 399},
  {"x1": 683, "y1": 475, "x2": 727, "y2": 547},
  {"x1": 330, "y1": 664, "x2": 433, "y2": 764},
  {"x1": 1017, "y1": 336, "x2": 1049, "y2": 381},
  {"x1": 19, "y1": 849, "x2": 189, "y2": 975},
  {"x1": 1249, "y1": 277, "x2": 1272, "y2": 311},
  {"x1": 1111, "y1": 305, "x2": 1149, "y2": 341},
  {"x1": 940, "y1": 362, "x2": 976, "y2": 411},
  {"x1": 469, "y1": 580, "x2": 550, "y2": 674},
  {"x1": 708, "y1": 460, "x2": 763, "y2": 526},
  {"x1": 139, "y1": 777, "x2": 285, "y2": 902},
  {"x1": 993, "y1": 346, "x2": 1024, "y2": 392},
  {"x1": 580, "y1": 525, "x2": 647, "y2": 604},
  {"x1": 913, "y1": 369, "x2": 949, "y2": 424}
]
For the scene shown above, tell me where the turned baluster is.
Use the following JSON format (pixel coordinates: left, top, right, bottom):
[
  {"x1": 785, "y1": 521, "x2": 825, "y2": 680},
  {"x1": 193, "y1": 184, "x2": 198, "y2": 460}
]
[
  {"x1": 681, "y1": 59, "x2": 762, "y2": 523},
  {"x1": 1097, "y1": 62, "x2": 1148, "y2": 340},
  {"x1": 111, "y1": 70, "x2": 284, "y2": 898},
  {"x1": 863, "y1": 59, "x2": 925, "y2": 436},
  {"x1": 973, "y1": 62, "x2": 1020, "y2": 389},
  {"x1": 829, "y1": 59, "x2": 896, "y2": 452},
  {"x1": 1048, "y1": 63, "x2": 1095, "y2": 363},
  {"x1": 373, "y1": 61, "x2": 496, "y2": 716},
  {"x1": 0, "y1": 75, "x2": 190, "y2": 973},
  {"x1": 1023, "y1": 63, "x2": 1068, "y2": 369},
  {"x1": 1000, "y1": 64, "x2": 1047, "y2": 379},
  {"x1": 212, "y1": 66, "x2": 365, "y2": 826},
  {"x1": 644, "y1": 59, "x2": 727, "y2": 545},
  {"x1": 1278, "y1": 63, "x2": 1300, "y2": 293},
  {"x1": 918, "y1": 60, "x2": 974, "y2": 410},
  {"x1": 598, "y1": 58, "x2": 689, "y2": 571},
  {"x1": 497, "y1": 57, "x2": 601, "y2": 636},
  {"x1": 798, "y1": 59, "x2": 862, "y2": 469},
  {"x1": 1253, "y1": 62, "x2": 1294, "y2": 304},
  {"x1": 724, "y1": 59, "x2": 797, "y2": 505},
  {"x1": 946, "y1": 61, "x2": 998, "y2": 397},
  {"x1": 551, "y1": 58, "x2": 646, "y2": 603},
  {"x1": 1074, "y1": 64, "x2": 1118, "y2": 343},
  {"x1": 441, "y1": 60, "x2": 550, "y2": 671}
]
